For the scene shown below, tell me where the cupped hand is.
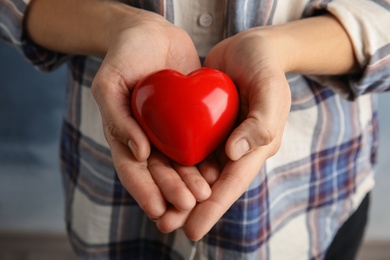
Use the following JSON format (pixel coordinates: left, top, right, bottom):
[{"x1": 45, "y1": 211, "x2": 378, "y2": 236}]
[
  {"x1": 158, "y1": 15, "x2": 358, "y2": 239},
  {"x1": 91, "y1": 8, "x2": 212, "y2": 222},
  {"x1": 182, "y1": 29, "x2": 292, "y2": 240}
]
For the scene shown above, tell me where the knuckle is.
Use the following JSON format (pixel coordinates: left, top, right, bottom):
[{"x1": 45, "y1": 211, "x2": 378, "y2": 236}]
[
  {"x1": 91, "y1": 81, "x2": 98, "y2": 98},
  {"x1": 104, "y1": 119, "x2": 119, "y2": 141},
  {"x1": 265, "y1": 140, "x2": 282, "y2": 158},
  {"x1": 259, "y1": 126, "x2": 274, "y2": 145},
  {"x1": 91, "y1": 78, "x2": 104, "y2": 100},
  {"x1": 245, "y1": 117, "x2": 274, "y2": 146}
]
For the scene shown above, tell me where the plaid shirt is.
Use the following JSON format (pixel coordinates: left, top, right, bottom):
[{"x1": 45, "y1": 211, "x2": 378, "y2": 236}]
[{"x1": 2, "y1": 0, "x2": 390, "y2": 259}]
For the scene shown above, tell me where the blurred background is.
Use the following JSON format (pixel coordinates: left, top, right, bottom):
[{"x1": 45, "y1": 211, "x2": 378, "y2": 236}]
[{"x1": 0, "y1": 40, "x2": 389, "y2": 259}]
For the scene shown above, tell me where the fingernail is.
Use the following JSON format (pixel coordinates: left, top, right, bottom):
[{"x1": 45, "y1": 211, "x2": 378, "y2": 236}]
[
  {"x1": 234, "y1": 138, "x2": 250, "y2": 160},
  {"x1": 128, "y1": 140, "x2": 136, "y2": 156}
]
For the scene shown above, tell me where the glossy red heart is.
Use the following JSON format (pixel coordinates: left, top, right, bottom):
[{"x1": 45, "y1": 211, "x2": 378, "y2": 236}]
[{"x1": 131, "y1": 68, "x2": 239, "y2": 166}]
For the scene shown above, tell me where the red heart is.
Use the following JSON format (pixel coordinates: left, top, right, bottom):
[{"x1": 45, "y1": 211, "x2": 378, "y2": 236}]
[{"x1": 131, "y1": 68, "x2": 239, "y2": 166}]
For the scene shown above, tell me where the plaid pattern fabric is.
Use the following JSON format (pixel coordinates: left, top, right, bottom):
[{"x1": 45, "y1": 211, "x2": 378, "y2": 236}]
[{"x1": 2, "y1": 0, "x2": 390, "y2": 259}]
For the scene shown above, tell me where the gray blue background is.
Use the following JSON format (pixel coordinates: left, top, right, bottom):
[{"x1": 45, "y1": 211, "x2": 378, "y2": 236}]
[{"x1": 0, "y1": 40, "x2": 389, "y2": 240}]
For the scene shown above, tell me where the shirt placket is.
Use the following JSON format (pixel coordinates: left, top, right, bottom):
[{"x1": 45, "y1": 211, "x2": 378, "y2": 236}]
[{"x1": 173, "y1": 0, "x2": 225, "y2": 58}]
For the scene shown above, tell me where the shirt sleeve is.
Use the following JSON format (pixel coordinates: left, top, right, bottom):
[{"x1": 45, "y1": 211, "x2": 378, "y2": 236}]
[
  {"x1": 304, "y1": 0, "x2": 390, "y2": 100},
  {"x1": 0, "y1": 0, "x2": 68, "y2": 71}
]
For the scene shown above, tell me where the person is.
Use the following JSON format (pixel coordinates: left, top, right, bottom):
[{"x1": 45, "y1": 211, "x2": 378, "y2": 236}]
[{"x1": 1, "y1": 0, "x2": 389, "y2": 259}]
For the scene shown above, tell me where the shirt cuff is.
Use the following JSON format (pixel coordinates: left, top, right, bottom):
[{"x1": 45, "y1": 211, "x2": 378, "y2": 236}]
[
  {"x1": 305, "y1": 0, "x2": 390, "y2": 100},
  {"x1": 0, "y1": 0, "x2": 68, "y2": 71}
]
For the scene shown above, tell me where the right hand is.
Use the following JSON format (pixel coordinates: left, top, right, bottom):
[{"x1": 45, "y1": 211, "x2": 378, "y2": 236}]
[{"x1": 91, "y1": 7, "x2": 212, "y2": 222}]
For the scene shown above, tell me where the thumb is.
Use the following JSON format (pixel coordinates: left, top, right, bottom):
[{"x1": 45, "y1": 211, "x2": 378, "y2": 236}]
[
  {"x1": 225, "y1": 77, "x2": 291, "y2": 161},
  {"x1": 102, "y1": 113, "x2": 150, "y2": 162},
  {"x1": 91, "y1": 70, "x2": 150, "y2": 162},
  {"x1": 225, "y1": 116, "x2": 274, "y2": 161}
]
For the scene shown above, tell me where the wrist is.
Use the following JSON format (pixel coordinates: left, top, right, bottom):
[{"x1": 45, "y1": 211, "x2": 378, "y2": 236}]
[
  {"x1": 25, "y1": 0, "x2": 113, "y2": 55},
  {"x1": 105, "y1": 4, "x2": 170, "y2": 53},
  {"x1": 257, "y1": 15, "x2": 358, "y2": 75},
  {"x1": 25, "y1": 0, "x2": 167, "y2": 55}
]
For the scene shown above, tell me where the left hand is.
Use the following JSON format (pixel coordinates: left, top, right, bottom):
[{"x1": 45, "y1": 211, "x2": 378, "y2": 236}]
[
  {"x1": 156, "y1": 28, "x2": 292, "y2": 237},
  {"x1": 186, "y1": 29, "x2": 292, "y2": 240},
  {"x1": 156, "y1": 15, "x2": 357, "y2": 239}
]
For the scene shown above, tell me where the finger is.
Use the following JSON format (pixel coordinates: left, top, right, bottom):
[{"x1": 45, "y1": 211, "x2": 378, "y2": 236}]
[
  {"x1": 156, "y1": 206, "x2": 191, "y2": 234},
  {"x1": 173, "y1": 163, "x2": 211, "y2": 202},
  {"x1": 185, "y1": 128, "x2": 283, "y2": 241},
  {"x1": 148, "y1": 151, "x2": 196, "y2": 211},
  {"x1": 110, "y1": 139, "x2": 166, "y2": 219},
  {"x1": 225, "y1": 77, "x2": 291, "y2": 161},
  {"x1": 197, "y1": 154, "x2": 221, "y2": 186},
  {"x1": 92, "y1": 67, "x2": 150, "y2": 162},
  {"x1": 184, "y1": 149, "x2": 265, "y2": 241}
]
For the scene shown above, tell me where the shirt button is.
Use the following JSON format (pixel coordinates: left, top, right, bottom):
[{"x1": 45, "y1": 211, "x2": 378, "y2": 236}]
[{"x1": 198, "y1": 13, "x2": 213, "y2": 28}]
